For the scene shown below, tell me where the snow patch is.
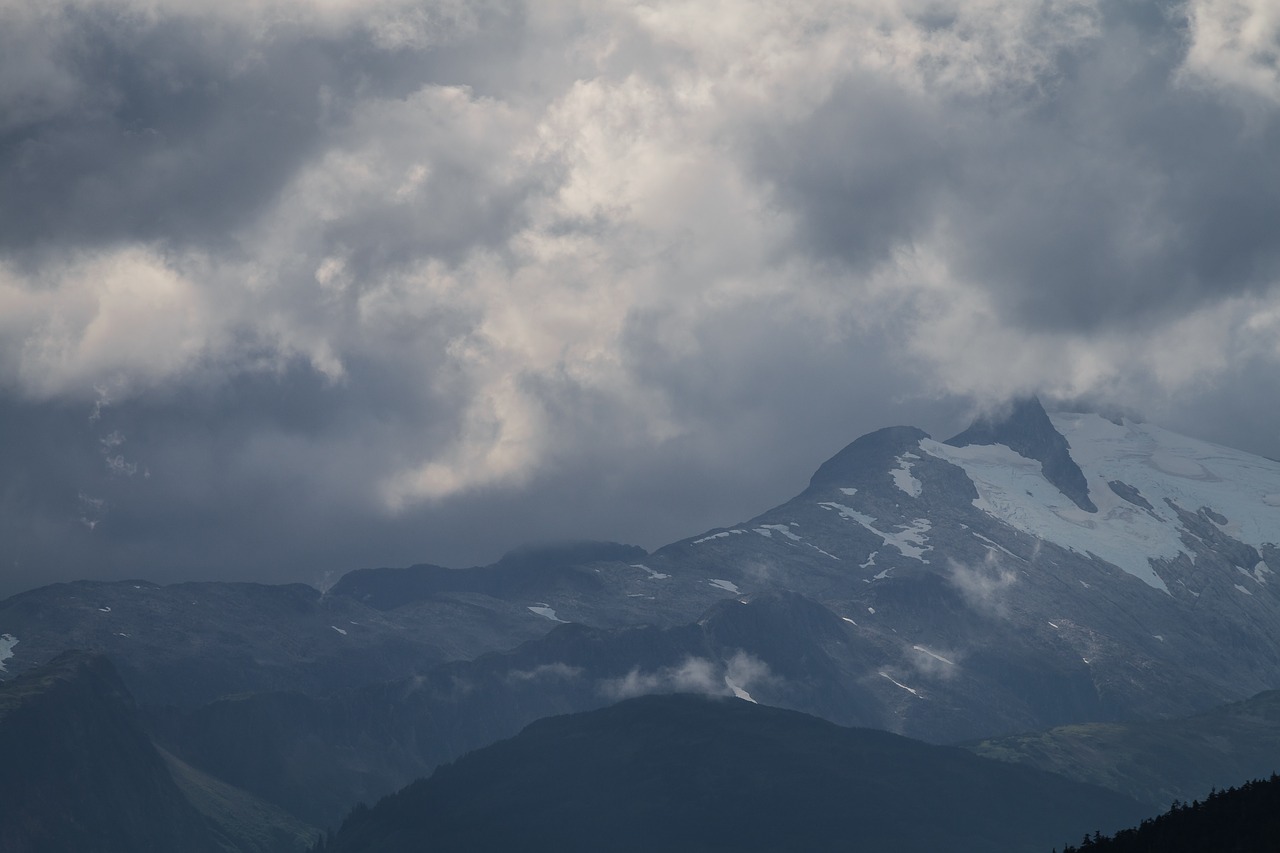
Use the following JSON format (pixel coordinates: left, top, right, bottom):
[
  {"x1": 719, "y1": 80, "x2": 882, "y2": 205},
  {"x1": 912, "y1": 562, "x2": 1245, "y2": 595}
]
[
  {"x1": 867, "y1": 606, "x2": 876, "y2": 614},
  {"x1": 839, "y1": 487, "x2": 858, "y2": 496},
  {"x1": 922, "y1": 435, "x2": 1172, "y2": 593},
  {"x1": 872, "y1": 568, "x2": 891, "y2": 581},
  {"x1": 692, "y1": 529, "x2": 747, "y2": 545},
  {"x1": 98, "y1": 606, "x2": 111, "y2": 613},
  {"x1": 1153, "y1": 634, "x2": 1164, "y2": 641},
  {"x1": 1149, "y1": 450, "x2": 1213, "y2": 479},
  {"x1": 860, "y1": 551, "x2": 878, "y2": 569},
  {"x1": 842, "y1": 617, "x2": 858, "y2": 626},
  {"x1": 331, "y1": 625, "x2": 347, "y2": 636},
  {"x1": 528, "y1": 604, "x2": 568, "y2": 623},
  {"x1": 891, "y1": 453, "x2": 923, "y2": 498},
  {"x1": 631, "y1": 564, "x2": 670, "y2": 580},
  {"x1": 939, "y1": 414, "x2": 1280, "y2": 596},
  {"x1": 818, "y1": 502, "x2": 931, "y2": 561},
  {"x1": 756, "y1": 523, "x2": 802, "y2": 541},
  {"x1": 807, "y1": 543, "x2": 840, "y2": 560},
  {"x1": 912, "y1": 645, "x2": 954, "y2": 666},
  {"x1": 0, "y1": 634, "x2": 17, "y2": 672},
  {"x1": 971, "y1": 531, "x2": 1018, "y2": 560},
  {"x1": 708, "y1": 578, "x2": 741, "y2": 594},
  {"x1": 724, "y1": 676, "x2": 757, "y2": 703},
  {"x1": 879, "y1": 672, "x2": 922, "y2": 698},
  {"x1": 1234, "y1": 584, "x2": 1254, "y2": 596}
]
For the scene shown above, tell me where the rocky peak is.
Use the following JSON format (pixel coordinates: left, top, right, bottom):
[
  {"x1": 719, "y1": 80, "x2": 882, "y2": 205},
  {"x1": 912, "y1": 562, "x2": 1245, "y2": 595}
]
[{"x1": 946, "y1": 397, "x2": 1097, "y2": 513}]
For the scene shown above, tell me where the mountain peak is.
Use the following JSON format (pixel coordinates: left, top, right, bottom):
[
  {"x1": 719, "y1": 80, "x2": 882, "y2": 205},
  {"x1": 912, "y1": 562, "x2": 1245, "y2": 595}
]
[
  {"x1": 807, "y1": 425, "x2": 930, "y2": 491},
  {"x1": 946, "y1": 397, "x2": 1097, "y2": 513}
]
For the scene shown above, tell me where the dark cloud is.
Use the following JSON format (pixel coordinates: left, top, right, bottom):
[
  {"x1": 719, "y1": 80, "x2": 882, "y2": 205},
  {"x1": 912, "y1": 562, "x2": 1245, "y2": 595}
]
[
  {"x1": 0, "y1": 0, "x2": 1277, "y2": 598},
  {"x1": 753, "y1": 6, "x2": 1280, "y2": 334}
]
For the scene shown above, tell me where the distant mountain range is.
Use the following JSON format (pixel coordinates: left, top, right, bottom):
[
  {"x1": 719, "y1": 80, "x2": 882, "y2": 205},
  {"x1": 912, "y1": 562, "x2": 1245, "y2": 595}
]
[{"x1": 2, "y1": 398, "x2": 1278, "y2": 847}]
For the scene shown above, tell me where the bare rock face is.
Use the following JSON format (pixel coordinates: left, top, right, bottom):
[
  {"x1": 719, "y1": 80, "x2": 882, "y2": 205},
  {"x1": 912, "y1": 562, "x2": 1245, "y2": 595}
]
[{"x1": 945, "y1": 397, "x2": 1097, "y2": 512}]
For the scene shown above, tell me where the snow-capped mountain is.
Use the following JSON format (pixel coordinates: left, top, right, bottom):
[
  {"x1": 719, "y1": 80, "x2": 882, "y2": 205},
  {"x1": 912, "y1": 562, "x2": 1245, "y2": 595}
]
[
  {"x1": 2, "y1": 399, "x2": 1280, "y2": 742},
  {"x1": 615, "y1": 398, "x2": 1280, "y2": 739},
  {"x1": 3, "y1": 398, "x2": 1278, "y2": 810}
]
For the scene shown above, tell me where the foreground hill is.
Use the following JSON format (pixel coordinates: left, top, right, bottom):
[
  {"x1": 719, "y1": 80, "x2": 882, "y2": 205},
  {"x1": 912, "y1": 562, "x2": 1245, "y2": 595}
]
[{"x1": 313, "y1": 693, "x2": 1146, "y2": 853}]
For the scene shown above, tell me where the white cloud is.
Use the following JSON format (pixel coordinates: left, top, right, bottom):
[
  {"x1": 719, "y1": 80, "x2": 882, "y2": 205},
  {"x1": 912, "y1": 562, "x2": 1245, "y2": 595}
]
[
  {"x1": 1, "y1": 0, "x2": 1278, "y2": 534},
  {"x1": 0, "y1": 248, "x2": 223, "y2": 399},
  {"x1": 1182, "y1": 0, "x2": 1280, "y2": 104},
  {"x1": 946, "y1": 553, "x2": 1018, "y2": 617},
  {"x1": 599, "y1": 652, "x2": 775, "y2": 700}
]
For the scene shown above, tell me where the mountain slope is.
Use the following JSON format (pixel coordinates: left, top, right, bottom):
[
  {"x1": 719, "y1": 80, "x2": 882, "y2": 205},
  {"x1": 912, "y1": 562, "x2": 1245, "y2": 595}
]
[
  {"x1": 149, "y1": 590, "x2": 888, "y2": 827},
  {"x1": 969, "y1": 688, "x2": 1280, "y2": 810},
  {"x1": 602, "y1": 398, "x2": 1280, "y2": 738},
  {"x1": 314, "y1": 693, "x2": 1147, "y2": 853},
  {"x1": 0, "y1": 651, "x2": 227, "y2": 853}
]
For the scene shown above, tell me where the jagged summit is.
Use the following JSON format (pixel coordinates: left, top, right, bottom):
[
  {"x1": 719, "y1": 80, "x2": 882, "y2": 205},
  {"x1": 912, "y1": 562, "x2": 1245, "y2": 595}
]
[{"x1": 946, "y1": 397, "x2": 1097, "y2": 513}]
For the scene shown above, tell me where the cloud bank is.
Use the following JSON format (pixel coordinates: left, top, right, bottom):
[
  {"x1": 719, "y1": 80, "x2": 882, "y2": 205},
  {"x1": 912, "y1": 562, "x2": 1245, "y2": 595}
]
[{"x1": 1, "y1": 0, "x2": 1278, "y2": 594}]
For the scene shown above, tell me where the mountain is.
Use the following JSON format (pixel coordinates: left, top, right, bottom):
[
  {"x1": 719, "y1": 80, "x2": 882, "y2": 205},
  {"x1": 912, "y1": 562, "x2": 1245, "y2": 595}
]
[
  {"x1": 623, "y1": 399, "x2": 1280, "y2": 739},
  {"x1": 148, "y1": 589, "x2": 888, "y2": 827},
  {"x1": 12, "y1": 401, "x2": 1278, "y2": 740},
  {"x1": 313, "y1": 693, "x2": 1147, "y2": 853},
  {"x1": 4, "y1": 398, "x2": 1279, "y2": 833},
  {"x1": 969, "y1": 687, "x2": 1280, "y2": 810},
  {"x1": 0, "y1": 651, "x2": 237, "y2": 853}
]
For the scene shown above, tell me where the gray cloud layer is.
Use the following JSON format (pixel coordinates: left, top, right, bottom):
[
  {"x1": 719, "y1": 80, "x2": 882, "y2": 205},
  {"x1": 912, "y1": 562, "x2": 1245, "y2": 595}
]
[{"x1": 1, "y1": 0, "x2": 1278, "y2": 595}]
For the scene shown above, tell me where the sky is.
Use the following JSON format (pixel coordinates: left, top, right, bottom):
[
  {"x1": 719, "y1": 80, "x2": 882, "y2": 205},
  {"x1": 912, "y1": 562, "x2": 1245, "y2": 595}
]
[{"x1": 1, "y1": 0, "x2": 1279, "y2": 597}]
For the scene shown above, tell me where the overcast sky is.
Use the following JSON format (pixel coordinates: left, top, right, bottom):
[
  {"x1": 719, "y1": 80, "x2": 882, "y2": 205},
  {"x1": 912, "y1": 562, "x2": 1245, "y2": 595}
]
[{"x1": 1, "y1": 0, "x2": 1278, "y2": 597}]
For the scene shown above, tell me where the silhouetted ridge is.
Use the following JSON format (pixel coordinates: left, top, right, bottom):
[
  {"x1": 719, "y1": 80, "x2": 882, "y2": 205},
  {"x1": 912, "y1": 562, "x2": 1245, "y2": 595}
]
[
  {"x1": 946, "y1": 397, "x2": 1097, "y2": 512},
  {"x1": 314, "y1": 693, "x2": 1144, "y2": 853},
  {"x1": 329, "y1": 541, "x2": 642, "y2": 610},
  {"x1": 1062, "y1": 774, "x2": 1280, "y2": 853}
]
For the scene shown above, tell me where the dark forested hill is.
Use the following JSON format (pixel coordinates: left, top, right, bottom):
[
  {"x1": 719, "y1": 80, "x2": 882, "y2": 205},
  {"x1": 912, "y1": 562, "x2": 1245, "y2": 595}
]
[
  {"x1": 1061, "y1": 775, "x2": 1280, "y2": 853},
  {"x1": 314, "y1": 693, "x2": 1147, "y2": 853}
]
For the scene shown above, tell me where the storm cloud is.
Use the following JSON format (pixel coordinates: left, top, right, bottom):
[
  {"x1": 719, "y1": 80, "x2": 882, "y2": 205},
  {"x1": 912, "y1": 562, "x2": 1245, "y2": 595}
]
[{"x1": 1, "y1": 0, "x2": 1278, "y2": 595}]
